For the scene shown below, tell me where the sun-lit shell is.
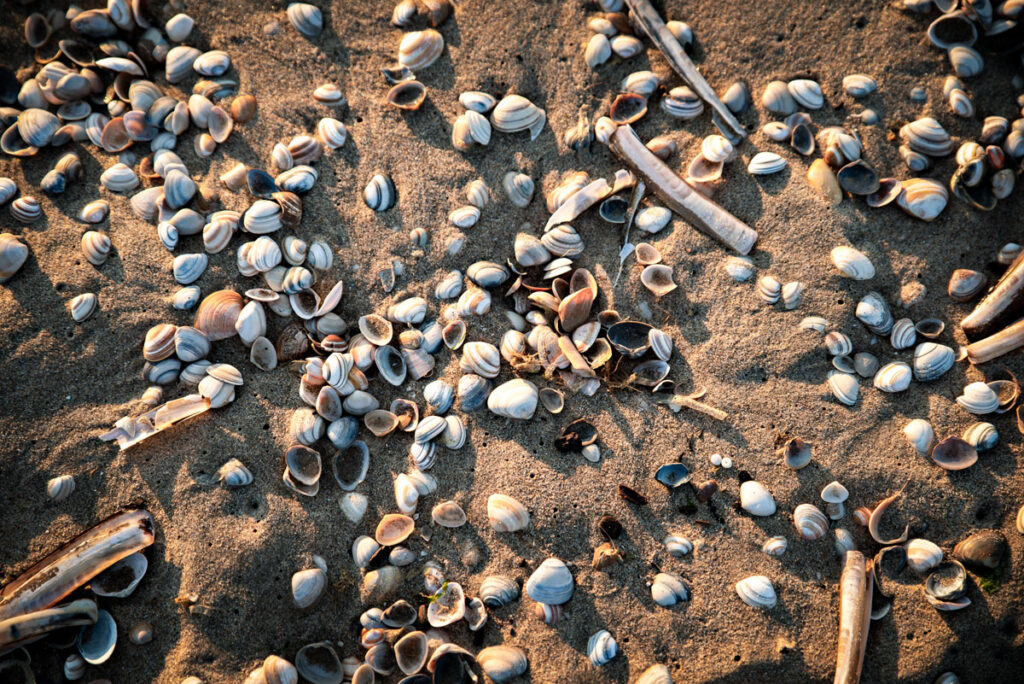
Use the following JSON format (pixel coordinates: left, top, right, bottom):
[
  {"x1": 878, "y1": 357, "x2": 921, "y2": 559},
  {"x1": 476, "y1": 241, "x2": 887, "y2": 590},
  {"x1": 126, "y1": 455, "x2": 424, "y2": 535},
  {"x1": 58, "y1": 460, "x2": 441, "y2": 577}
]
[
  {"x1": 956, "y1": 381, "x2": 1000, "y2": 414},
  {"x1": 793, "y1": 504, "x2": 828, "y2": 540},
  {"x1": 491, "y1": 95, "x2": 546, "y2": 140},
  {"x1": 487, "y1": 379, "x2": 538, "y2": 420},
  {"x1": 586, "y1": 630, "x2": 618, "y2": 666},
  {"x1": 827, "y1": 371, "x2": 858, "y2": 406},
  {"x1": 364, "y1": 174, "x2": 396, "y2": 212},
  {"x1": 873, "y1": 362, "x2": 912, "y2": 393},
  {"x1": 962, "y1": 422, "x2": 998, "y2": 452},
  {"x1": 948, "y1": 44, "x2": 983, "y2": 78},
  {"x1": 748, "y1": 151, "x2": 788, "y2": 175},
  {"x1": 843, "y1": 74, "x2": 876, "y2": 97},
  {"x1": 762, "y1": 536, "x2": 788, "y2": 557},
  {"x1": 787, "y1": 79, "x2": 824, "y2": 109},
  {"x1": 651, "y1": 571, "x2": 690, "y2": 607},
  {"x1": 762, "y1": 80, "x2": 796, "y2": 115},
  {"x1": 287, "y1": 2, "x2": 323, "y2": 37},
  {"x1": 502, "y1": 171, "x2": 534, "y2": 207},
  {"x1": 525, "y1": 557, "x2": 572, "y2": 604},
  {"x1": 460, "y1": 341, "x2": 500, "y2": 378},
  {"x1": 903, "y1": 419, "x2": 935, "y2": 454},
  {"x1": 831, "y1": 246, "x2": 874, "y2": 280},
  {"x1": 376, "y1": 513, "x2": 415, "y2": 547},
  {"x1": 488, "y1": 493, "x2": 530, "y2": 532},
  {"x1": 217, "y1": 458, "x2": 253, "y2": 487},
  {"x1": 912, "y1": 342, "x2": 954, "y2": 382},
  {"x1": 641, "y1": 264, "x2": 677, "y2": 297},
  {"x1": 399, "y1": 29, "x2": 444, "y2": 71},
  {"x1": 906, "y1": 538, "x2": 943, "y2": 573},
  {"x1": 476, "y1": 645, "x2": 528, "y2": 682},
  {"x1": 739, "y1": 480, "x2": 776, "y2": 516},
  {"x1": 900, "y1": 117, "x2": 954, "y2": 157},
  {"x1": 855, "y1": 291, "x2": 893, "y2": 334},
  {"x1": 585, "y1": 32, "x2": 611, "y2": 68}
]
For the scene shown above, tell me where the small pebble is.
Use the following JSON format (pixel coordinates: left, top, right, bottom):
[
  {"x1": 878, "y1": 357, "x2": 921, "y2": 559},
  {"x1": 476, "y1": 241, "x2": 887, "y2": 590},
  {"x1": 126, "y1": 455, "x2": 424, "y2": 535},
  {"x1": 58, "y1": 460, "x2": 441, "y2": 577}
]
[
  {"x1": 899, "y1": 281, "x2": 927, "y2": 308},
  {"x1": 721, "y1": 456, "x2": 733, "y2": 469},
  {"x1": 910, "y1": 86, "x2": 927, "y2": 102},
  {"x1": 710, "y1": 453, "x2": 723, "y2": 467},
  {"x1": 263, "y1": 21, "x2": 280, "y2": 36},
  {"x1": 859, "y1": 108, "x2": 879, "y2": 125}
]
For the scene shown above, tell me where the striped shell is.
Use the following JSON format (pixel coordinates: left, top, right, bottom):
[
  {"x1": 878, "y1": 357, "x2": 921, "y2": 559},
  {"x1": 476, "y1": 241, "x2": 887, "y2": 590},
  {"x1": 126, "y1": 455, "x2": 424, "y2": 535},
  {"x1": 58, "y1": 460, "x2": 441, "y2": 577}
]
[
  {"x1": 487, "y1": 379, "x2": 538, "y2": 419},
  {"x1": 287, "y1": 2, "x2": 323, "y2": 37},
  {"x1": 399, "y1": 29, "x2": 444, "y2": 70},
  {"x1": 82, "y1": 230, "x2": 111, "y2": 265},
  {"x1": 830, "y1": 246, "x2": 874, "y2": 280},
  {"x1": 47, "y1": 474, "x2": 76, "y2": 501},
  {"x1": 762, "y1": 80, "x2": 796, "y2": 115},
  {"x1": 827, "y1": 371, "x2": 859, "y2": 406},
  {"x1": 955, "y1": 382, "x2": 999, "y2": 414},
  {"x1": 491, "y1": 95, "x2": 546, "y2": 140},
  {"x1": 873, "y1": 362, "x2": 912, "y2": 392},
  {"x1": 503, "y1": 171, "x2": 534, "y2": 207},
  {"x1": 787, "y1": 79, "x2": 823, "y2": 109},
  {"x1": 897, "y1": 178, "x2": 948, "y2": 221},
  {"x1": 793, "y1": 503, "x2": 829, "y2": 540},
  {"x1": 842, "y1": 74, "x2": 876, "y2": 98},
  {"x1": 747, "y1": 152, "x2": 787, "y2": 175},
  {"x1": 525, "y1": 557, "x2": 572, "y2": 604},
  {"x1": 70, "y1": 293, "x2": 98, "y2": 322},
  {"x1": 587, "y1": 630, "x2": 618, "y2": 666},
  {"x1": 488, "y1": 493, "x2": 530, "y2": 533}
]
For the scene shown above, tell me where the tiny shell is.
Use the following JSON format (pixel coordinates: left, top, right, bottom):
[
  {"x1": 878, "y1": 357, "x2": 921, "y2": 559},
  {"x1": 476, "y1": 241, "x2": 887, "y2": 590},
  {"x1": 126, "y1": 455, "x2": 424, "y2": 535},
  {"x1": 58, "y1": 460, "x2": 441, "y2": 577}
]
[
  {"x1": 47, "y1": 474, "x2": 75, "y2": 501},
  {"x1": 739, "y1": 480, "x2": 776, "y2": 516},
  {"x1": 903, "y1": 419, "x2": 935, "y2": 454},
  {"x1": 762, "y1": 536, "x2": 788, "y2": 556},
  {"x1": 292, "y1": 567, "x2": 326, "y2": 609},
  {"x1": 70, "y1": 293, "x2": 98, "y2": 322}
]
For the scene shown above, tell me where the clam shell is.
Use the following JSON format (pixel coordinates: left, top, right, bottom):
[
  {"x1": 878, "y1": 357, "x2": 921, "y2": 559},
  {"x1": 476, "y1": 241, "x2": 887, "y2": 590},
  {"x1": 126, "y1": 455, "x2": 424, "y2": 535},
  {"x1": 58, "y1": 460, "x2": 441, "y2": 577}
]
[
  {"x1": 70, "y1": 293, "x2": 97, "y2": 322},
  {"x1": 460, "y1": 341, "x2": 501, "y2": 377},
  {"x1": 467, "y1": 260, "x2": 508, "y2": 287},
  {"x1": 843, "y1": 74, "x2": 876, "y2": 97},
  {"x1": 762, "y1": 80, "x2": 796, "y2": 115},
  {"x1": 900, "y1": 118, "x2": 954, "y2": 157},
  {"x1": 873, "y1": 361, "x2": 912, "y2": 392},
  {"x1": 723, "y1": 255, "x2": 754, "y2": 282},
  {"x1": 947, "y1": 269, "x2": 986, "y2": 302},
  {"x1": 364, "y1": 174, "x2": 396, "y2": 212},
  {"x1": 296, "y1": 641, "x2": 342, "y2": 684},
  {"x1": 10, "y1": 196, "x2": 42, "y2": 224},
  {"x1": 77, "y1": 609, "x2": 117, "y2": 664},
  {"x1": 100, "y1": 162, "x2": 139, "y2": 192},
  {"x1": 491, "y1": 95, "x2": 546, "y2": 140},
  {"x1": 47, "y1": 474, "x2": 76, "y2": 501},
  {"x1": 194, "y1": 50, "x2": 231, "y2": 77},
  {"x1": 962, "y1": 422, "x2": 998, "y2": 452},
  {"x1": 424, "y1": 380, "x2": 455, "y2": 414},
  {"x1": 340, "y1": 492, "x2": 367, "y2": 523},
  {"x1": 431, "y1": 500, "x2": 467, "y2": 528},
  {"x1": 287, "y1": 2, "x2": 323, "y2": 37},
  {"x1": 487, "y1": 379, "x2": 539, "y2": 420},
  {"x1": 218, "y1": 458, "x2": 253, "y2": 486},
  {"x1": 948, "y1": 45, "x2": 983, "y2": 78},
  {"x1": 387, "y1": 296, "x2": 427, "y2": 324},
  {"x1": 722, "y1": 80, "x2": 750, "y2": 114},
  {"x1": 317, "y1": 117, "x2": 347, "y2": 150},
  {"x1": 480, "y1": 575, "x2": 520, "y2": 608},
  {"x1": 585, "y1": 33, "x2": 611, "y2": 68},
  {"x1": 292, "y1": 567, "x2": 326, "y2": 609},
  {"x1": 165, "y1": 45, "x2": 200, "y2": 83},
  {"x1": 427, "y1": 581, "x2": 466, "y2": 628},
  {"x1": 398, "y1": 29, "x2": 444, "y2": 71},
  {"x1": 651, "y1": 572, "x2": 691, "y2": 607},
  {"x1": 889, "y1": 318, "x2": 917, "y2": 350},
  {"x1": 477, "y1": 646, "x2": 528, "y2": 682},
  {"x1": 525, "y1": 558, "x2": 573, "y2": 605},
  {"x1": 787, "y1": 79, "x2": 823, "y2": 109},
  {"x1": 587, "y1": 630, "x2": 618, "y2": 666},
  {"x1": 194, "y1": 290, "x2": 242, "y2": 341},
  {"x1": 828, "y1": 370, "x2": 859, "y2": 405},
  {"x1": 855, "y1": 291, "x2": 893, "y2": 334},
  {"x1": 740, "y1": 480, "x2": 776, "y2": 516},
  {"x1": 747, "y1": 151, "x2": 787, "y2": 175},
  {"x1": 664, "y1": 535, "x2": 692, "y2": 557},
  {"x1": 956, "y1": 381, "x2": 999, "y2": 414},
  {"x1": 831, "y1": 246, "x2": 875, "y2": 280},
  {"x1": 903, "y1": 419, "x2": 935, "y2": 454},
  {"x1": 503, "y1": 171, "x2": 534, "y2": 207},
  {"x1": 376, "y1": 513, "x2": 414, "y2": 546},
  {"x1": 762, "y1": 536, "x2": 788, "y2": 556},
  {"x1": 173, "y1": 253, "x2": 208, "y2": 285},
  {"x1": 793, "y1": 503, "x2": 828, "y2": 540},
  {"x1": 661, "y1": 85, "x2": 702, "y2": 119},
  {"x1": 458, "y1": 373, "x2": 491, "y2": 411},
  {"x1": 165, "y1": 13, "x2": 194, "y2": 41},
  {"x1": 488, "y1": 493, "x2": 530, "y2": 532},
  {"x1": 394, "y1": 631, "x2": 428, "y2": 675},
  {"x1": 906, "y1": 538, "x2": 943, "y2": 573}
]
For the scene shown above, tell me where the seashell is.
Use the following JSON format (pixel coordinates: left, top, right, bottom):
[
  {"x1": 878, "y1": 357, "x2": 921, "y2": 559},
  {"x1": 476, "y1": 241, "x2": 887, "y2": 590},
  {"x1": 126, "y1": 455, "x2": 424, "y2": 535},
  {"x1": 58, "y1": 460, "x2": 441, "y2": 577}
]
[
  {"x1": 477, "y1": 646, "x2": 528, "y2": 683},
  {"x1": 491, "y1": 95, "x2": 546, "y2": 140},
  {"x1": 963, "y1": 422, "x2": 998, "y2": 452},
  {"x1": 641, "y1": 264, "x2": 677, "y2": 297},
  {"x1": 0, "y1": 179, "x2": 16, "y2": 206},
  {"x1": 487, "y1": 379, "x2": 539, "y2": 420},
  {"x1": 827, "y1": 371, "x2": 859, "y2": 406},
  {"x1": 287, "y1": 2, "x2": 323, "y2": 37},
  {"x1": 830, "y1": 246, "x2": 874, "y2": 280},
  {"x1": 69, "y1": 292, "x2": 98, "y2": 323},
  {"x1": 824, "y1": 331, "x2": 853, "y2": 357},
  {"x1": 585, "y1": 33, "x2": 611, "y2": 68},
  {"x1": 636, "y1": 242, "x2": 662, "y2": 265},
  {"x1": 757, "y1": 275, "x2": 782, "y2": 304},
  {"x1": 47, "y1": 474, "x2": 76, "y2": 502},
  {"x1": 99, "y1": 163, "x2": 139, "y2": 192},
  {"x1": 701, "y1": 134, "x2": 735, "y2": 164},
  {"x1": 661, "y1": 85, "x2": 702, "y2": 119},
  {"x1": 873, "y1": 361, "x2": 912, "y2": 392},
  {"x1": 489, "y1": 493, "x2": 530, "y2": 532},
  {"x1": 340, "y1": 492, "x2": 367, "y2": 523},
  {"x1": 905, "y1": 538, "x2": 943, "y2": 574},
  {"x1": 77, "y1": 230, "x2": 113, "y2": 267},
  {"x1": 387, "y1": 296, "x2": 427, "y2": 324},
  {"x1": 956, "y1": 381, "x2": 999, "y2": 414},
  {"x1": 393, "y1": 631, "x2": 427, "y2": 675},
  {"x1": 166, "y1": 13, "x2": 194, "y2": 41},
  {"x1": 458, "y1": 373, "x2": 491, "y2": 411},
  {"x1": 480, "y1": 575, "x2": 520, "y2": 608},
  {"x1": 292, "y1": 567, "x2": 326, "y2": 609},
  {"x1": 513, "y1": 233, "x2": 550, "y2": 268},
  {"x1": 296, "y1": 642, "x2": 342, "y2": 684},
  {"x1": 427, "y1": 581, "x2": 466, "y2": 628},
  {"x1": 375, "y1": 346, "x2": 407, "y2": 386},
  {"x1": 948, "y1": 45, "x2": 983, "y2": 78},
  {"x1": 332, "y1": 441, "x2": 369, "y2": 490},
  {"x1": 503, "y1": 171, "x2": 534, "y2": 207},
  {"x1": 991, "y1": 169, "x2": 1015, "y2": 200},
  {"x1": 376, "y1": 513, "x2": 415, "y2": 547},
  {"x1": 762, "y1": 121, "x2": 792, "y2": 142},
  {"x1": 610, "y1": 33, "x2": 642, "y2": 58},
  {"x1": 541, "y1": 223, "x2": 584, "y2": 257},
  {"x1": 77, "y1": 608, "x2": 117, "y2": 664},
  {"x1": 460, "y1": 341, "x2": 501, "y2": 377},
  {"x1": 800, "y1": 316, "x2": 827, "y2": 333},
  {"x1": 953, "y1": 530, "x2": 1007, "y2": 572},
  {"x1": 317, "y1": 117, "x2": 347, "y2": 150},
  {"x1": 722, "y1": 80, "x2": 750, "y2": 114},
  {"x1": 172, "y1": 253, "x2": 207, "y2": 285},
  {"x1": 586, "y1": 630, "x2": 618, "y2": 667},
  {"x1": 739, "y1": 480, "x2": 776, "y2": 516},
  {"x1": 424, "y1": 380, "x2": 455, "y2": 414},
  {"x1": 431, "y1": 500, "x2": 467, "y2": 528},
  {"x1": 762, "y1": 80, "x2": 796, "y2": 115},
  {"x1": 781, "y1": 281, "x2": 804, "y2": 310},
  {"x1": 467, "y1": 260, "x2": 508, "y2": 288},
  {"x1": 762, "y1": 536, "x2": 788, "y2": 556},
  {"x1": 735, "y1": 575, "x2": 778, "y2": 609},
  {"x1": 364, "y1": 174, "x2": 396, "y2": 212},
  {"x1": 947, "y1": 269, "x2": 986, "y2": 302},
  {"x1": 855, "y1": 291, "x2": 893, "y2": 334},
  {"x1": 651, "y1": 572, "x2": 691, "y2": 607},
  {"x1": 787, "y1": 79, "x2": 823, "y2": 109},
  {"x1": 165, "y1": 45, "x2": 200, "y2": 83},
  {"x1": 890, "y1": 318, "x2": 917, "y2": 350},
  {"x1": 912, "y1": 342, "x2": 953, "y2": 381},
  {"x1": 903, "y1": 419, "x2": 935, "y2": 454},
  {"x1": 663, "y1": 534, "x2": 692, "y2": 558},
  {"x1": 794, "y1": 503, "x2": 829, "y2": 540},
  {"x1": 900, "y1": 117, "x2": 954, "y2": 157},
  {"x1": 723, "y1": 255, "x2": 754, "y2": 282},
  {"x1": 342, "y1": 390, "x2": 379, "y2": 416},
  {"x1": 399, "y1": 29, "x2": 444, "y2": 71},
  {"x1": 843, "y1": 74, "x2": 876, "y2": 98},
  {"x1": 194, "y1": 50, "x2": 231, "y2": 78},
  {"x1": 218, "y1": 458, "x2": 253, "y2": 486},
  {"x1": 948, "y1": 88, "x2": 973, "y2": 118},
  {"x1": 433, "y1": 415, "x2": 464, "y2": 449},
  {"x1": 747, "y1": 151, "x2": 787, "y2": 175},
  {"x1": 362, "y1": 565, "x2": 402, "y2": 602}
]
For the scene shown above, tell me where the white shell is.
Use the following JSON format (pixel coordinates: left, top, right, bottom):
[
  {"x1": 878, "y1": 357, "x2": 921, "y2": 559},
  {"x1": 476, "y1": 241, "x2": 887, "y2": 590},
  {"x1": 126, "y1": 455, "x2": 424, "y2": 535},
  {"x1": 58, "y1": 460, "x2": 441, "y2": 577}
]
[
  {"x1": 899, "y1": 117, "x2": 954, "y2": 156},
  {"x1": 781, "y1": 281, "x2": 804, "y2": 310},
  {"x1": 449, "y1": 205, "x2": 481, "y2": 228},
  {"x1": 165, "y1": 13, "x2": 194, "y2": 41},
  {"x1": 459, "y1": 91, "x2": 497, "y2": 114},
  {"x1": 292, "y1": 567, "x2": 326, "y2": 609},
  {"x1": 479, "y1": 575, "x2": 520, "y2": 608},
  {"x1": 621, "y1": 70, "x2": 661, "y2": 97},
  {"x1": 664, "y1": 535, "x2": 692, "y2": 557},
  {"x1": 352, "y1": 535, "x2": 380, "y2": 569},
  {"x1": 340, "y1": 492, "x2": 368, "y2": 523},
  {"x1": 890, "y1": 318, "x2": 917, "y2": 350},
  {"x1": 47, "y1": 474, "x2": 75, "y2": 501},
  {"x1": 173, "y1": 253, "x2": 208, "y2": 284},
  {"x1": 586, "y1": 630, "x2": 618, "y2": 666},
  {"x1": 855, "y1": 291, "x2": 893, "y2": 334},
  {"x1": 793, "y1": 503, "x2": 829, "y2": 540},
  {"x1": 843, "y1": 74, "x2": 876, "y2": 98},
  {"x1": 503, "y1": 171, "x2": 534, "y2": 207},
  {"x1": 424, "y1": 380, "x2": 455, "y2": 413},
  {"x1": 762, "y1": 80, "x2": 796, "y2": 115},
  {"x1": 723, "y1": 255, "x2": 754, "y2": 282},
  {"x1": 912, "y1": 342, "x2": 954, "y2": 381},
  {"x1": 903, "y1": 419, "x2": 935, "y2": 454},
  {"x1": 736, "y1": 575, "x2": 776, "y2": 609},
  {"x1": 956, "y1": 381, "x2": 999, "y2": 414},
  {"x1": 287, "y1": 2, "x2": 323, "y2": 37},
  {"x1": 364, "y1": 174, "x2": 396, "y2": 212},
  {"x1": 701, "y1": 134, "x2": 734, "y2": 163},
  {"x1": 757, "y1": 275, "x2": 781, "y2": 304},
  {"x1": 477, "y1": 646, "x2": 528, "y2": 683},
  {"x1": 651, "y1": 572, "x2": 690, "y2": 607},
  {"x1": 963, "y1": 422, "x2": 998, "y2": 452},
  {"x1": 387, "y1": 296, "x2": 427, "y2": 324},
  {"x1": 830, "y1": 246, "x2": 875, "y2": 280},
  {"x1": 762, "y1": 536, "x2": 788, "y2": 556},
  {"x1": 873, "y1": 361, "x2": 912, "y2": 392},
  {"x1": 585, "y1": 33, "x2": 611, "y2": 68},
  {"x1": 100, "y1": 162, "x2": 139, "y2": 192},
  {"x1": 949, "y1": 45, "x2": 983, "y2": 78},
  {"x1": 490, "y1": 95, "x2": 546, "y2": 140},
  {"x1": 487, "y1": 379, "x2": 538, "y2": 419},
  {"x1": 399, "y1": 29, "x2": 444, "y2": 71},
  {"x1": 747, "y1": 152, "x2": 787, "y2": 175},
  {"x1": 488, "y1": 493, "x2": 530, "y2": 532},
  {"x1": 460, "y1": 341, "x2": 501, "y2": 377},
  {"x1": 740, "y1": 480, "x2": 776, "y2": 516},
  {"x1": 905, "y1": 538, "x2": 943, "y2": 573},
  {"x1": 218, "y1": 458, "x2": 253, "y2": 486},
  {"x1": 70, "y1": 293, "x2": 98, "y2": 322},
  {"x1": 635, "y1": 206, "x2": 672, "y2": 234},
  {"x1": 787, "y1": 79, "x2": 824, "y2": 109}
]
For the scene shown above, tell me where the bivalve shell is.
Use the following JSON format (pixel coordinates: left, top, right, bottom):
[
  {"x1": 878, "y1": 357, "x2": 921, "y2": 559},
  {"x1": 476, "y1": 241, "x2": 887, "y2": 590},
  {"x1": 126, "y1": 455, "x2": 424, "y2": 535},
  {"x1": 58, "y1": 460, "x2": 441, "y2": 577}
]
[
  {"x1": 287, "y1": 3, "x2": 323, "y2": 37},
  {"x1": 787, "y1": 79, "x2": 824, "y2": 109},
  {"x1": 292, "y1": 567, "x2": 326, "y2": 609},
  {"x1": 651, "y1": 572, "x2": 691, "y2": 607},
  {"x1": 736, "y1": 575, "x2": 776, "y2": 609},
  {"x1": 491, "y1": 95, "x2": 546, "y2": 140},
  {"x1": 831, "y1": 246, "x2": 874, "y2": 280},
  {"x1": 956, "y1": 381, "x2": 999, "y2": 414},
  {"x1": 793, "y1": 503, "x2": 829, "y2": 540},
  {"x1": 503, "y1": 171, "x2": 534, "y2": 207},
  {"x1": 477, "y1": 645, "x2": 528, "y2": 683},
  {"x1": 903, "y1": 419, "x2": 935, "y2": 454},
  {"x1": 398, "y1": 29, "x2": 444, "y2": 71},
  {"x1": 487, "y1": 379, "x2": 538, "y2": 419},
  {"x1": 587, "y1": 630, "x2": 618, "y2": 666},
  {"x1": 963, "y1": 422, "x2": 998, "y2": 452},
  {"x1": 762, "y1": 80, "x2": 796, "y2": 115},
  {"x1": 489, "y1": 493, "x2": 530, "y2": 532},
  {"x1": 364, "y1": 174, "x2": 396, "y2": 212},
  {"x1": 747, "y1": 152, "x2": 787, "y2": 175},
  {"x1": 912, "y1": 342, "x2": 953, "y2": 381},
  {"x1": 873, "y1": 362, "x2": 912, "y2": 392},
  {"x1": 740, "y1": 480, "x2": 776, "y2": 516}
]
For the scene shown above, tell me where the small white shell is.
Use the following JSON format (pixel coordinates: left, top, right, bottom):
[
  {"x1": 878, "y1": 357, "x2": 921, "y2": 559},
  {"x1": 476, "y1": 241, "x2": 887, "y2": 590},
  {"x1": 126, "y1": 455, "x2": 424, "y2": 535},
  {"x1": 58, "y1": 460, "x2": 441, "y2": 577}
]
[
  {"x1": 100, "y1": 163, "x2": 139, "y2": 192},
  {"x1": 736, "y1": 575, "x2": 776, "y2": 609},
  {"x1": 587, "y1": 630, "x2": 618, "y2": 666},
  {"x1": 905, "y1": 538, "x2": 943, "y2": 573},
  {"x1": 843, "y1": 74, "x2": 876, "y2": 98},
  {"x1": 903, "y1": 419, "x2": 935, "y2": 454},
  {"x1": 762, "y1": 536, "x2": 788, "y2": 556},
  {"x1": 651, "y1": 572, "x2": 690, "y2": 607},
  {"x1": 739, "y1": 480, "x2": 776, "y2": 516},
  {"x1": 830, "y1": 246, "x2": 875, "y2": 280},
  {"x1": 793, "y1": 503, "x2": 829, "y2": 540},
  {"x1": 762, "y1": 80, "x2": 796, "y2": 115},
  {"x1": 291, "y1": 567, "x2": 326, "y2": 609},
  {"x1": 747, "y1": 152, "x2": 787, "y2": 175},
  {"x1": 449, "y1": 205, "x2": 481, "y2": 228},
  {"x1": 757, "y1": 275, "x2": 781, "y2": 304},
  {"x1": 491, "y1": 95, "x2": 546, "y2": 140},
  {"x1": 287, "y1": 2, "x2": 323, "y2": 37},
  {"x1": 488, "y1": 379, "x2": 539, "y2": 419},
  {"x1": 479, "y1": 575, "x2": 520, "y2": 608},
  {"x1": 477, "y1": 646, "x2": 528, "y2": 683},
  {"x1": 912, "y1": 342, "x2": 954, "y2": 381},
  {"x1": 340, "y1": 492, "x2": 368, "y2": 523},
  {"x1": 488, "y1": 493, "x2": 530, "y2": 532},
  {"x1": 635, "y1": 206, "x2": 672, "y2": 234},
  {"x1": 218, "y1": 458, "x2": 253, "y2": 486},
  {"x1": 963, "y1": 422, "x2": 998, "y2": 452},
  {"x1": 787, "y1": 79, "x2": 824, "y2": 109},
  {"x1": 723, "y1": 255, "x2": 754, "y2": 282},
  {"x1": 70, "y1": 293, "x2": 98, "y2": 322},
  {"x1": 873, "y1": 362, "x2": 912, "y2": 392},
  {"x1": 47, "y1": 474, "x2": 75, "y2": 501},
  {"x1": 503, "y1": 171, "x2": 534, "y2": 207},
  {"x1": 664, "y1": 535, "x2": 692, "y2": 557},
  {"x1": 585, "y1": 33, "x2": 611, "y2": 68},
  {"x1": 955, "y1": 381, "x2": 999, "y2": 414},
  {"x1": 399, "y1": 29, "x2": 444, "y2": 71},
  {"x1": 889, "y1": 318, "x2": 917, "y2": 350}
]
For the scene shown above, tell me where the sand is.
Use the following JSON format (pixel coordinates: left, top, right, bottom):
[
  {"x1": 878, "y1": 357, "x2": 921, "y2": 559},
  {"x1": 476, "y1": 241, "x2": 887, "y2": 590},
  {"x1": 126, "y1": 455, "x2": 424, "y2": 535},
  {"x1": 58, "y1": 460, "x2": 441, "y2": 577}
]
[{"x1": 2, "y1": 0, "x2": 1023, "y2": 682}]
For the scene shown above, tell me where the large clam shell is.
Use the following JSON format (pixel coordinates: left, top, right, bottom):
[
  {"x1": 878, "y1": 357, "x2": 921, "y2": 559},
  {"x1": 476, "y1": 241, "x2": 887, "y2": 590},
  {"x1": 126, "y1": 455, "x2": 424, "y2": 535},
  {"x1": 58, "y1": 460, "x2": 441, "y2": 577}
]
[
  {"x1": 398, "y1": 29, "x2": 444, "y2": 71},
  {"x1": 487, "y1": 379, "x2": 538, "y2": 419},
  {"x1": 525, "y1": 557, "x2": 573, "y2": 604},
  {"x1": 477, "y1": 645, "x2": 528, "y2": 682},
  {"x1": 793, "y1": 503, "x2": 829, "y2": 540}
]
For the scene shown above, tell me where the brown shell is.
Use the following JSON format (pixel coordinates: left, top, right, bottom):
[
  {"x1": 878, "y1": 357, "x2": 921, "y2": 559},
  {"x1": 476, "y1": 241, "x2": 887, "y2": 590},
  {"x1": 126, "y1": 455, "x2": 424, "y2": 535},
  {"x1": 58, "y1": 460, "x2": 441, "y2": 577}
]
[
  {"x1": 193, "y1": 289, "x2": 243, "y2": 341},
  {"x1": 375, "y1": 513, "x2": 415, "y2": 546}
]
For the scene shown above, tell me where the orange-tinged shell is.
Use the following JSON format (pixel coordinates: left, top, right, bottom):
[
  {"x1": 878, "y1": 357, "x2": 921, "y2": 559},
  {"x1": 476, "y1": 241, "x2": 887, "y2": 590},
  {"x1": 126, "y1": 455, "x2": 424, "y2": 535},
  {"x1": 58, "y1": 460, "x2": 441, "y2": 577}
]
[
  {"x1": 375, "y1": 513, "x2": 415, "y2": 546},
  {"x1": 193, "y1": 289, "x2": 243, "y2": 341}
]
